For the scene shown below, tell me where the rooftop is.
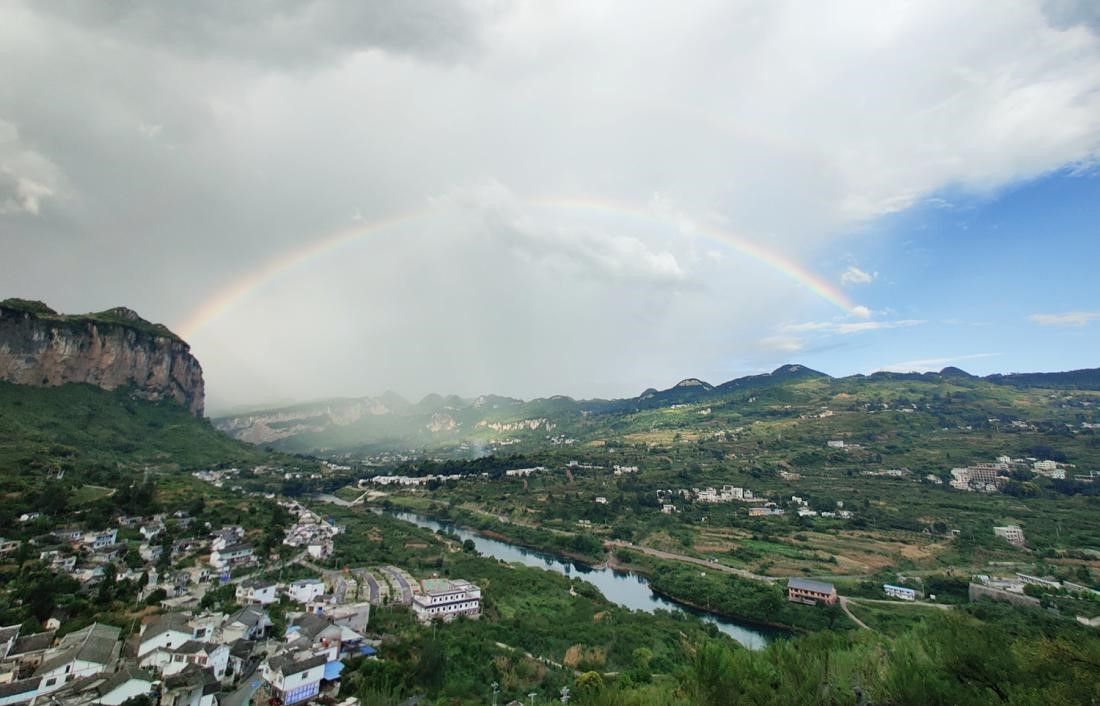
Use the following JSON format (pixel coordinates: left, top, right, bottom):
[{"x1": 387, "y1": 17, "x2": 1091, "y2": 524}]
[{"x1": 787, "y1": 578, "x2": 836, "y2": 595}]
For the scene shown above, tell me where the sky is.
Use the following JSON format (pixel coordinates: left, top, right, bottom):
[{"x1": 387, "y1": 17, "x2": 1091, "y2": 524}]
[{"x1": 1, "y1": 1, "x2": 1099, "y2": 413}]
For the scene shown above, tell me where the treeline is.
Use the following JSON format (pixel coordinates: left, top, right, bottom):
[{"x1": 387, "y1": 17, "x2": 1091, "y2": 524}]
[
  {"x1": 393, "y1": 454, "x2": 538, "y2": 478},
  {"x1": 340, "y1": 601, "x2": 1100, "y2": 705}
]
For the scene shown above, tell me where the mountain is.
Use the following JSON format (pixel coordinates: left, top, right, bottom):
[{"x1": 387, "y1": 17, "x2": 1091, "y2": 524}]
[
  {"x1": 214, "y1": 361, "x2": 1100, "y2": 455},
  {"x1": 0, "y1": 298, "x2": 204, "y2": 416}
]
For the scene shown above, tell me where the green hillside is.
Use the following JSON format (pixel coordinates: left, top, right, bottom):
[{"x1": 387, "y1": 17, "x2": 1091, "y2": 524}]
[{"x1": 0, "y1": 382, "x2": 291, "y2": 530}]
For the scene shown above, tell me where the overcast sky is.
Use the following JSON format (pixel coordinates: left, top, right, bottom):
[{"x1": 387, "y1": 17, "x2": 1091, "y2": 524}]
[{"x1": 3, "y1": 1, "x2": 1100, "y2": 413}]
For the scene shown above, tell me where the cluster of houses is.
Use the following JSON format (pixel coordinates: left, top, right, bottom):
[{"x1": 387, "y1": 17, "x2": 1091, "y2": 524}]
[
  {"x1": 1, "y1": 559, "x2": 483, "y2": 706},
  {"x1": 656, "y1": 486, "x2": 761, "y2": 513},
  {"x1": 950, "y1": 462, "x2": 1011, "y2": 492},
  {"x1": 787, "y1": 496, "x2": 853, "y2": 519},
  {"x1": 0, "y1": 577, "x2": 375, "y2": 706},
  {"x1": 948, "y1": 455, "x2": 1093, "y2": 492},
  {"x1": 278, "y1": 502, "x2": 341, "y2": 561}
]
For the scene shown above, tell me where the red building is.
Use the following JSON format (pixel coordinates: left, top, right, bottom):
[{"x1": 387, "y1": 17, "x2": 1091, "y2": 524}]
[{"x1": 787, "y1": 578, "x2": 837, "y2": 605}]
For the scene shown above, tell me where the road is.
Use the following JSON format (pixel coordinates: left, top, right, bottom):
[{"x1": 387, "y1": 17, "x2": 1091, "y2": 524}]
[
  {"x1": 838, "y1": 596, "x2": 872, "y2": 630},
  {"x1": 379, "y1": 565, "x2": 412, "y2": 604}
]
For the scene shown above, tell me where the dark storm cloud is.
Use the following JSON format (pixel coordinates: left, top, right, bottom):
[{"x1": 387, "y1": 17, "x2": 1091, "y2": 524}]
[{"x1": 36, "y1": 0, "x2": 487, "y2": 66}]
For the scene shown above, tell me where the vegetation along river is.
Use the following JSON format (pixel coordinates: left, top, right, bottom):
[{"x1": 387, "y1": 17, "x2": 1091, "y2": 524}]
[{"x1": 386, "y1": 509, "x2": 777, "y2": 649}]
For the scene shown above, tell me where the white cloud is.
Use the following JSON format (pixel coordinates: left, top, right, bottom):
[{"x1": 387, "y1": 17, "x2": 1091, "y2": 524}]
[
  {"x1": 1028, "y1": 311, "x2": 1100, "y2": 326},
  {"x1": 877, "y1": 352, "x2": 1000, "y2": 373},
  {"x1": 841, "y1": 266, "x2": 876, "y2": 286},
  {"x1": 783, "y1": 318, "x2": 925, "y2": 335},
  {"x1": 0, "y1": 119, "x2": 61, "y2": 215},
  {"x1": 850, "y1": 304, "x2": 873, "y2": 319},
  {"x1": 759, "y1": 336, "x2": 805, "y2": 353}
]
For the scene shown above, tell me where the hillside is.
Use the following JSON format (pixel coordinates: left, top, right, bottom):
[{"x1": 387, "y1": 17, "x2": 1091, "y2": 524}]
[
  {"x1": 0, "y1": 382, "x2": 279, "y2": 521},
  {"x1": 214, "y1": 364, "x2": 1100, "y2": 456}
]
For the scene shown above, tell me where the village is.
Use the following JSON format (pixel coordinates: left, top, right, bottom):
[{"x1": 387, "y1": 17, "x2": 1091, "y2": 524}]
[{"x1": 0, "y1": 488, "x2": 481, "y2": 706}]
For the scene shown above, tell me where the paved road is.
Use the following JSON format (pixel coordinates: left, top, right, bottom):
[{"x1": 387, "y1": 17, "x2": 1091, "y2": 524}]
[
  {"x1": 379, "y1": 565, "x2": 412, "y2": 604},
  {"x1": 839, "y1": 596, "x2": 872, "y2": 630},
  {"x1": 356, "y1": 569, "x2": 381, "y2": 604}
]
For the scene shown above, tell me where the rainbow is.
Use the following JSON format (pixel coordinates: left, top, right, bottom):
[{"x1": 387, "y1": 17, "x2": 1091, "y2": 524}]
[{"x1": 177, "y1": 197, "x2": 856, "y2": 339}]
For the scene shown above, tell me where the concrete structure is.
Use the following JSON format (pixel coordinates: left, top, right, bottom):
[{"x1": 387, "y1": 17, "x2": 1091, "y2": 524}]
[
  {"x1": 786, "y1": 578, "x2": 837, "y2": 606},
  {"x1": 209, "y1": 543, "x2": 253, "y2": 570},
  {"x1": 994, "y1": 525, "x2": 1026, "y2": 546},
  {"x1": 261, "y1": 654, "x2": 327, "y2": 705},
  {"x1": 235, "y1": 579, "x2": 278, "y2": 606},
  {"x1": 411, "y1": 579, "x2": 481, "y2": 623},
  {"x1": 286, "y1": 579, "x2": 326, "y2": 605},
  {"x1": 222, "y1": 607, "x2": 271, "y2": 643},
  {"x1": 34, "y1": 623, "x2": 121, "y2": 696},
  {"x1": 883, "y1": 584, "x2": 917, "y2": 601},
  {"x1": 969, "y1": 583, "x2": 1041, "y2": 607}
]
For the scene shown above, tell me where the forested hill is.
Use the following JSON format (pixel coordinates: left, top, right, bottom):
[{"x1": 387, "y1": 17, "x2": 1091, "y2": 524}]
[{"x1": 214, "y1": 364, "x2": 1100, "y2": 455}]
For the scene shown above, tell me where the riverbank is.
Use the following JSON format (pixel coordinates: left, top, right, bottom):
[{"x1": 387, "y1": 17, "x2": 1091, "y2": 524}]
[
  {"x1": 606, "y1": 550, "x2": 800, "y2": 633},
  {"x1": 380, "y1": 506, "x2": 774, "y2": 648}
]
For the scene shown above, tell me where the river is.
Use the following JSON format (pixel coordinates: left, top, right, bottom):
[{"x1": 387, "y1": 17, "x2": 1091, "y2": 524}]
[{"x1": 384, "y1": 509, "x2": 775, "y2": 649}]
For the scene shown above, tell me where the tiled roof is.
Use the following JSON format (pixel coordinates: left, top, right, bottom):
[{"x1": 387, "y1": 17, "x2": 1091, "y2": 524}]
[
  {"x1": 9, "y1": 630, "x2": 55, "y2": 656},
  {"x1": 0, "y1": 678, "x2": 41, "y2": 700},
  {"x1": 787, "y1": 577, "x2": 836, "y2": 594},
  {"x1": 268, "y1": 653, "x2": 327, "y2": 676}
]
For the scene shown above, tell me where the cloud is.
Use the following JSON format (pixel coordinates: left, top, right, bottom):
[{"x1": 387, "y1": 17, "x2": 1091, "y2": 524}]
[
  {"x1": 841, "y1": 265, "x2": 876, "y2": 286},
  {"x1": 877, "y1": 352, "x2": 1000, "y2": 373},
  {"x1": 35, "y1": 0, "x2": 488, "y2": 66},
  {"x1": 759, "y1": 336, "x2": 805, "y2": 353},
  {"x1": 1028, "y1": 311, "x2": 1100, "y2": 326},
  {"x1": 849, "y1": 304, "x2": 873, "y2": 319},
  {"x1": 3, "y1": 1, "x2": 1100, "y2": 403},
  {"x1": 783, "y1": 319, "x2": 926, "y2": 335},
  {"x1": 0, "y1": 119, "x2": 61, "y2": 215}
]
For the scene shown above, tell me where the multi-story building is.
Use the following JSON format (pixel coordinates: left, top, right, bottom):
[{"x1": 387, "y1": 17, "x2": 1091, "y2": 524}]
[
  {"x1": 994, "y1": 525, "x2": 1026, "y2": 546},
  {"x1": 786, "y1": 578, "x2": 837, "y2": 606},
  {"x1": 411, "y1": 579, "x2": 481, "y2": 623},
  {"x1": 34, "y1": 623, "x2": 121, "y2": 696},
  {"x1": 236, "y1": 579, "x2": 279, "y2": 606},
  {"x1": 286, "y1": 579, "x2": 326, "y2": 605},
  {"x1": 209, "y1": 543, "x2": 253, "y2": 571},
  {"x1": 261, "y1": 654, "x2": 327, "y2": 705}
]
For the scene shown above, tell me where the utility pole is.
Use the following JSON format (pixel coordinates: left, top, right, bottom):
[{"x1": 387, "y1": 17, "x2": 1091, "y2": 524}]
[
  {"x1": 491, "y1": 681, "x2": 499, "y2": 706},
  {"x1": 529, "y1": 692, "x2": 538, "y2": 706}
]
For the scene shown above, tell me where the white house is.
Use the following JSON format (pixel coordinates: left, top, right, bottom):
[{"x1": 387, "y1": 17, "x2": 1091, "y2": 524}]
[
  {"x1": 286, "y1": 579, "x2": 326, "y2": 605},
  {"x1": 84, "y1": 529, "x2": 119, "y2": 551},
  {"x1": 236, "y1": 579, "x2": 279, "y2": 606},
  {"x1": 261, "y1": 654, "x2": 327, "y2": 705},
  {"x1": 163, "y1": 642, "x2": 230, "y2": 681},
  {"x1": 411, "y1": 579, "x2": 481, "y2": 624},
  {"x1": 138, "y1": 614, "x2": 194, "y2": 659},
  {"x1": 222, "y1": 607, "x2": 271, "y2": 643},
  {"x1": 34, "y1": 623, "x2": 121, "y2": 696},
  {"x1": 209, "y1": 543, "x2": 254, "y2": 571},
  {"x1": 96, "y1": 666, "x2": 157, "y2": 706},
  {"x1": 160, "y1": 664, "x2": 218, "y2": 706}
]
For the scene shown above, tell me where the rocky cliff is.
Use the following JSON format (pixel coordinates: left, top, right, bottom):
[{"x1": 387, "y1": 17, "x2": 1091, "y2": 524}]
[{"x1": 0, "y1": 298, "x2": 205, "y2": 416}]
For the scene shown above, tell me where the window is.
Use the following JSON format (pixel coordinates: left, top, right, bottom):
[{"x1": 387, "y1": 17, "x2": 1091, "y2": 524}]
[{"x1": 45, "y1": 678, "x2": 57, "y2": 687}]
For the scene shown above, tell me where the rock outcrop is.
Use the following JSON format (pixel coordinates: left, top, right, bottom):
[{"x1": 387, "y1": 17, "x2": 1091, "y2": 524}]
[{"x1": 0, "y1": 299, "x2": 205, "y2": 416}]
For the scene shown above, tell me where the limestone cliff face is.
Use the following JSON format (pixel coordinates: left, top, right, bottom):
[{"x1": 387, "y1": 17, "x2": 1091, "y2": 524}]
[{"x1": 0, "y1": 299, "x2": 205, "y2": 416}]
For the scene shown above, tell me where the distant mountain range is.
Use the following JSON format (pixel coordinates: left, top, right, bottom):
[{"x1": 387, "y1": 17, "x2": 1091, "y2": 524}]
[{"x1": 214, "y1": 363, "x2": 1100, "y2": 454}]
